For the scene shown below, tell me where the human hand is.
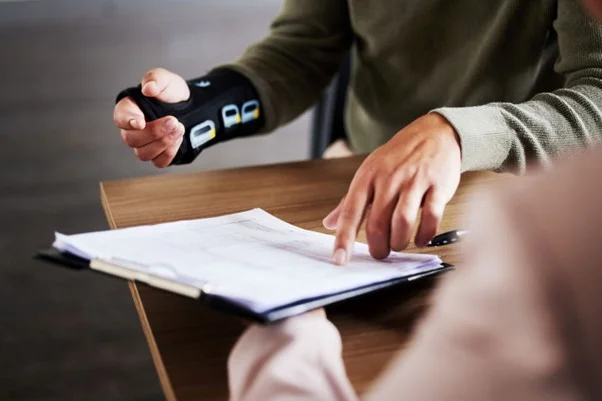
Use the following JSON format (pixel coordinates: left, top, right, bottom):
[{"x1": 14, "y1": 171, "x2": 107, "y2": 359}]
[
  {"x1": 112, "y1": 68, "x2": 190, "y2": 168},
  {"x1": 323, "y1": 113, "x2": 462, "y2": 265}
]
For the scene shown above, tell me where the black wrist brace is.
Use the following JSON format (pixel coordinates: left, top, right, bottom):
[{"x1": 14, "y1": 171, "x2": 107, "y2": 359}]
[{"x1": 115, "y1": 68, "x2": 264, "y2": 165}]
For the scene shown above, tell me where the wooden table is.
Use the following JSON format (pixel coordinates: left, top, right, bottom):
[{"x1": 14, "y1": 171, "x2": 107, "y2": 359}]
[{"x1": 100, "y1": 155, "x2": 503, "y2": 401}]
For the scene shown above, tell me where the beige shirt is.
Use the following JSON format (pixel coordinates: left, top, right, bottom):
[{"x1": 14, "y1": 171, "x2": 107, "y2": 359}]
[{"x1": 227, "y1": 148, "x2": 602, "y2": 401}]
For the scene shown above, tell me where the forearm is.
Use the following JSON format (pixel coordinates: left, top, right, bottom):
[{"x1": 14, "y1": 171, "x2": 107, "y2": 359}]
[
  {"x1": 219, "y1": 0, "x2": 353, "y2": 133},
  {"x1": 228, "y1": 312, "x2": 358, "y2": 401},
  {"x1": 116, "y1": 1, "x2": 351, "y2": 166},
  {"x1": 435, "y1": 79, "x2": 602, "y2": 173},
  {"x1": 117, "y1": 68, "x2": 264, "y2": 165},
  {"x1": 435, "y1": 0, "x2": 602, "y2": 173}
]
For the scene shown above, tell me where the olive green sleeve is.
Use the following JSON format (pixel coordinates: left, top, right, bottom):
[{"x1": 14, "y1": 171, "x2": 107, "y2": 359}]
[
  {"x1": 435, "y1": 0, "x2": 602, "y2": 173},
  {"x1": 217, "y1": 0, "x2": 353, "y2": 133}
]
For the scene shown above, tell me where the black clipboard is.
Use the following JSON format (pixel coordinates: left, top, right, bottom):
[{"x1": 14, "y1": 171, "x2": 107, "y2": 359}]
[{"x1": 35, "y1": 248, "x2": 454, "y2": 324}]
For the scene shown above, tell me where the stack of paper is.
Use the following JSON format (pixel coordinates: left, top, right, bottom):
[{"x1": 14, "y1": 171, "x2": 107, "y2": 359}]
[{"x1": 53, "y1": 209, "x2": 443, "y2": 315}]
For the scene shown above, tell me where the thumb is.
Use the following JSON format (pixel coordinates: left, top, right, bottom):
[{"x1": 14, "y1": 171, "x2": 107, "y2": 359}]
[{"x1": 141, "y1": 68, "x2": 190, "y2": 103}]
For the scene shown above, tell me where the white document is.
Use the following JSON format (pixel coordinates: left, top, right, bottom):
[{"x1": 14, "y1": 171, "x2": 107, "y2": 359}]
[{"x1": 53, "y1": 209, "x2": 442, "y2": 313}]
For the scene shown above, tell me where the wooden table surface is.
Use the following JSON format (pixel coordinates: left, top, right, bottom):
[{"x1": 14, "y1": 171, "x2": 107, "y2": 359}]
[{"x1": 100, "y1": 155, "x2": 504, "y2": 401}]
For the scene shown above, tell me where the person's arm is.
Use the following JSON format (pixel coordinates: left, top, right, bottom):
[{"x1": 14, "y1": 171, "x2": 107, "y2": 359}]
[
  {"x1": 365, "y1": 149, "x2": 602, "y2": 401},
  {"x1": 227, "y1": 150, "x2": 602, "y2": 401},
  {"x1": 219, "y1": 0, "x2": 353, "y2": 133},
  {"x1": 113, "y1": 1, "x2": 351, "y2": 168},
  {"x1": 434, "y1": 0, "x2": 602, "y2": 173},
  {"x1": 228, "y1": 311, "x2": 358, "y2": 401}
]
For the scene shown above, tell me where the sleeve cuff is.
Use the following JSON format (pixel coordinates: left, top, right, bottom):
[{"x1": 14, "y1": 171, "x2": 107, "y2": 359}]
[
  {"x1": 432, "y1": 106, "x2": 513, "y2": 172},
  {"x1": 259, "y1": 312, "x2": 342, "y2": 350}
]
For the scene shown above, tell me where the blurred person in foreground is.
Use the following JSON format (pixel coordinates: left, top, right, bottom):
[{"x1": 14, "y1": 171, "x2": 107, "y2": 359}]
[
  {"x1": 113, "y1": 1, "x2": 602, "y2": 264},
  {"x1": 225, "y1": 113, "x2": 602, "y2": 401},
  {"x1": 223, "y1": 2, "x2": 602, "y2": 400},
  {"x1": 228, "y1": 148, "x2": 602, "y2": 400}
]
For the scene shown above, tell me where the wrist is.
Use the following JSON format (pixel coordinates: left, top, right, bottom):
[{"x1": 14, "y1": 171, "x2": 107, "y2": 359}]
[
  {"x1": 116, "y1": 68, "x2": 265, "y2": 166},
  {"x1": 428, "y1": 112, "x2": 462, "y2": 155}
]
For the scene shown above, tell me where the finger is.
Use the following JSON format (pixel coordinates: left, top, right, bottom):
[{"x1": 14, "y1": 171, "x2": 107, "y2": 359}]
[
  {"x1": 332, "y1": 173, "x2": 374, "y2": 265},
  {"x1": 152, "y1": 136, "x2": 184, "y2": 168},
  {"x1": 133, "y1": 122, "x2": 184, "y2": 162},
  {"x1": 141, "y1": 68, "x2": 190, "y2": 103},
  {"x1": 390, "y1": 180, "x2": 429, "y2": 252},
  {"x1": 323, "y1": 197, "x2": 345, "y2": 230},
  {"x1": 113, "y1": 97, "x2": 146, "y2": 130},
  {"x1": 365, "y1": 178, "x2": 399, "y2": 260},
  {"x1": 121, "y1": 116, "x2": 182, "y2": 148},
  {"x1": 415, "y1": 188, "x2": 446, "y2": 248}
]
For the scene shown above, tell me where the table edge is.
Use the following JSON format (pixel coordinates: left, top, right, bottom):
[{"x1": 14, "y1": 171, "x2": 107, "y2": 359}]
[{"x1": 100, "y1": 182, "x2": 177, "y2": 401}]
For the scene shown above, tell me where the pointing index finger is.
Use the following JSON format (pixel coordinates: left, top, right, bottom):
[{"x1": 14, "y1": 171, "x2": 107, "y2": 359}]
[{"x1": 332, "y1": 179, "x2": 373, "y2": 265}]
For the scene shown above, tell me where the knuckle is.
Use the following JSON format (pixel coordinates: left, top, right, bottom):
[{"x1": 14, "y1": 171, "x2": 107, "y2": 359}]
[
  {"x1": 112, "y1": 109, "x2": 121, "y2": 126},
  {"x1": 403, "y1": 161, "x2": 419, "y2": 177},
  {"x1": 380, "y1": 173, "x2": 400, "y2": 193},
  {"x1": 175, "y1": 122, "x2": 185, "y2": 137},
  {"x1": 164, "y1": 146, "x2": 178, "y2": 161},
  {"x1": 144, "y1": 68, "x2": 159, "y2": 81},
  {"x1": 133, "y1": 148, "x2": 145, "y2": 161},
  {"x1": 423, "y1": 205, "x2": 443, "y2": 222},
  {"x1": 120, "y1": 130, "x2": 131, "y2": 146},
  {"x1": 420, "y1": 165, "x2": 438, "y2": 184},
  {"x1": 158, "y1": 135, "x2": 173, "y2": 147},
  {"x1": 393, "y1": 210, "x2": 412, "y2": 230},
  {"x1": 406, "y1": 167, "x2": 422, "y2": 186},
  {"x1": 366, "y1": 219, "x2": 387, "y2": 241},
  {"x1": 391, "y1": 236, "x2": 409, "y2": 252},
  {"x1": 335, "y1": 229, "x2": 353, "y2": 246},
  {"x1": 148, "y1": 123, "x2": 165, "y2": 139},
  {"x1": 136, "y1": 149, "x2": 152, "y2": 162},
  {"x1": 152, "y1": 157, "x2": 167, "y2": 168},
  {"x1": 358, "y1": 162, "x2": 380, "y2": 181},
  {"x1": 339, "y1": 207, "x2": 358, "y2": 224},
  {"x1": 142, "y1": 71, "x2": 154, "y2": 83},
  {"x1": 144, "y1": 67, "x2": 168, "y2": 83},
  {"x1": 380, "y1": 155, "x2": 398, "y2": 174}
]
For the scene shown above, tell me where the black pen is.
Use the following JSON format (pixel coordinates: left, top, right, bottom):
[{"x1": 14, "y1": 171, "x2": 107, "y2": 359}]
[{"x1": 427, "y1": 230, "x2": 469, "y2": 247}]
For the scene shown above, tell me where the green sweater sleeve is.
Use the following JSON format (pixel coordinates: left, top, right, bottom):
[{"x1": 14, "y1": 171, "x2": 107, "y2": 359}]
[
  {"x1": 434, "y1": 0, "x2": 602, "y2": 173},
  {"x1": 218, "y1": 1, "x2": 353, "y2": 133}
]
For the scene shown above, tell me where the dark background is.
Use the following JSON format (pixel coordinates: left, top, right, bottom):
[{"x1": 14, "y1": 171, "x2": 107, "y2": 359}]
[{"x1": 0, "y1": 1, "x2": 310, "y2": 400}]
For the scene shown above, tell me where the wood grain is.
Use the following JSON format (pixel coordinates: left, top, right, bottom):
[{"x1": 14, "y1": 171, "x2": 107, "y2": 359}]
[{"x1": 100, "y1": 155, "x2": 506, "y2": 401}]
